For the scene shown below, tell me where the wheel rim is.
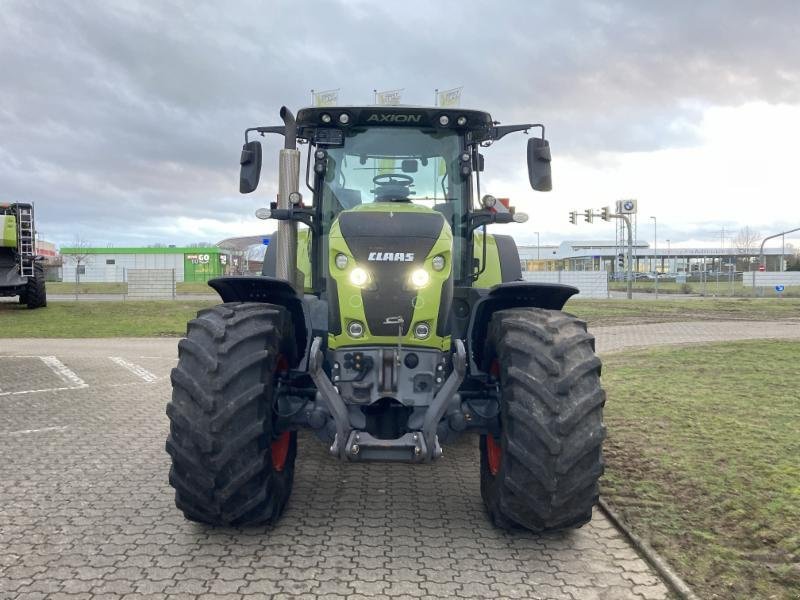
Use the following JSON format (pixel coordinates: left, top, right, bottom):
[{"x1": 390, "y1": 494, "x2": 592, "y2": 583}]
[
  {"x1": 486, "y1": 435, "x2": 502, "y2": 476},
  {"x1": 271, "y1": 354, "x2": 291, "y2": 472},
  {"x1": 271, "y1": 431, "x2": 291, "y2": 472}
]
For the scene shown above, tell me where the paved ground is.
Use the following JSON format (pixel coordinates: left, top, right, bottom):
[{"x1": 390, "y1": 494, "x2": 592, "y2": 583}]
[{"x1": 3, "y1": 321, "x2": 799, "y2": 600}]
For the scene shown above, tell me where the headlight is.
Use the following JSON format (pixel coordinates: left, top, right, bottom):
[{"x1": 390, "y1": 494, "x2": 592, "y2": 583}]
[
  {"x1": 335, "y1": 253, "x2": 348, "y2": 270},
  {"x1": 413, "y1": 322, "x2": 430, "y2": 339},
  {"x1": 431, "y1": 255, "x2": 445, "y2": 271},
  {"x1": 349, "y1": 267, "x2": 369, "y2": 287},
  {"x1": 410, "y1": 268, "x2": 430, "y2": 288},
  {"x1": 347, "y1": 321, "x2": 364, "y2": 338}
]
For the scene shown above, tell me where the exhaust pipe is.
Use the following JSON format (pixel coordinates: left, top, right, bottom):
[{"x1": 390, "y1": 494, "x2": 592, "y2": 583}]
[{"x1": 275, "y1": 107, "x2": 300, "y2": 289}]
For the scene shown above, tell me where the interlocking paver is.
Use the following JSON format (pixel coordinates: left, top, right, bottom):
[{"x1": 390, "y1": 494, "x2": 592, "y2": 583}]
[{"x1": 10, "y1": 329, "x2": 778, "y2": 600}]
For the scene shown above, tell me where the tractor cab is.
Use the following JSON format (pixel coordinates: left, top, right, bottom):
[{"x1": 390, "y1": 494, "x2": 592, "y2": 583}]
[{"x1": 243, "y1": 106, "x2": 551, "y2": 291}]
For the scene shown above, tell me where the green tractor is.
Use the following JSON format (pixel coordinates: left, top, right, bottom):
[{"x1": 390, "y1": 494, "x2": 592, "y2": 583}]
[
  {"x1": 166, "y1": 106, "x2": 605, "y2": 532},
  {"x1": 0, "y1": 202, "x2": 47, "y2": 309}
]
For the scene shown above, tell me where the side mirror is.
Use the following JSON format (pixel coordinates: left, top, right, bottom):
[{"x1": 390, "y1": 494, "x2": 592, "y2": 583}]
[
  {"x1": 527, "y1": 137, "x2": 552, "y2": 191},
  {"x1": 239, "y1": 141, "x2": 262, "y2": 194}
]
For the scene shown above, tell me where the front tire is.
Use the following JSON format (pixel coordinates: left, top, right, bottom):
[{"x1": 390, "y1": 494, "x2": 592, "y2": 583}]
[
  {"x1": 480, "y1": 308, "x2": 606, "y2": 532},
  {"x1": 25, "y1": 263, "x2": 46, "y2": 309},
  {"x1": 166, "y1": 302, "x2": 297, "y2": 526}
]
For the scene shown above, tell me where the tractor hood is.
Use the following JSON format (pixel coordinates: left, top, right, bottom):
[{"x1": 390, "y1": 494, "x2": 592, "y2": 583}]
[{"x1": 328, "y1": 204, "x2": 453, "y2": 348}]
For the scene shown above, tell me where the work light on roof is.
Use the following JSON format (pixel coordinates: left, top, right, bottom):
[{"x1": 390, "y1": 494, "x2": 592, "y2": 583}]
[
  {"x1": 320, "y1": 113, "x2": 332, "y2": 124},
  {"x1": 438, "y1": 115, "x2": 450, "y2": 126}
]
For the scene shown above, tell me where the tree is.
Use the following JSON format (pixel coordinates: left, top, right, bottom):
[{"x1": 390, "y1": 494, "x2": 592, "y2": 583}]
[
  {"x1": 65, "y1": 236, "x2": 91, "y2": 297},
  {"x1": 734, "y1": 226, "x2": 761, "y2": 271}
]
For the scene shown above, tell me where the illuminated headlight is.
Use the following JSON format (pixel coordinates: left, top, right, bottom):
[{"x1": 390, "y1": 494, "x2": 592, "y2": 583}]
[
  {"x1": 413, "y1": 322, "x2": 430, "y2": 339},
  {"x1": 348, "y1": 321, "x2": 364, "y2": 338},
  {"x1": 349, "y1": 267, "x2": 369, "y2": 287},
  {"x1": 456, "y1": 116, "x2": 467, "y2": 126},
  {"x1": 431, "y1": 255, "x2": 445, "y2": 271},
  {"x1": 335, "y1": 253, "x2": 348, "y2": 270},
  {"x1": 321, "y1": 113, "x2": 332, "y2": 124},
  {"x1": 438, "y1": 115, "x2": 450, "y2": 126},
  {"x1": 338, "y1": 113, "x2": 350, "y2": 124},
  {"x1": 410, "y1": 268, "x2": 430, "y2": 288}
]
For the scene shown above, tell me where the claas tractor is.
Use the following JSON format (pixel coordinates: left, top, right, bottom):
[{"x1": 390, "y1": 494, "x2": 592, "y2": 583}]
[
  {"x1": 166, "y1": 105, "x2": 605, "y2": 531},
  {"x1": 0, "y1": 202, "x2": 46, "y2": 309}
]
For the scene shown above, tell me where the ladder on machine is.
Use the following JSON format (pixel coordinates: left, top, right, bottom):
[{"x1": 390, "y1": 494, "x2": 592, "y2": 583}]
[{"x1": 15, "y1": 204, "x2": 35, "y2": 277}]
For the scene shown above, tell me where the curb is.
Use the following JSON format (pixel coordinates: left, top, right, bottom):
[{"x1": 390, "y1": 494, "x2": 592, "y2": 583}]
[{"x1": 598, "y1": 498, "x2": 700, "y2": 600}]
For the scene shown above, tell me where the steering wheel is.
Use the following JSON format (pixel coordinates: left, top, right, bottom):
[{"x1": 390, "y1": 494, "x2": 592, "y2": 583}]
[{"x1": 372, "y1": 173, "x2": 414, "y2": 201}]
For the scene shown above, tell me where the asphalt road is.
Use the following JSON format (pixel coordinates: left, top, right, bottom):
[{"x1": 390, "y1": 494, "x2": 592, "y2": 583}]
[{"x1": 5, "y1": 321, "x2": 798, "y2": 599}]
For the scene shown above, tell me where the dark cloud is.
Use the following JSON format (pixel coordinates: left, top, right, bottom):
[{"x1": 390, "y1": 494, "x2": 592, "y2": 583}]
[{"x1": 1, "y1": 0, "x2": 798, "y2": 245}]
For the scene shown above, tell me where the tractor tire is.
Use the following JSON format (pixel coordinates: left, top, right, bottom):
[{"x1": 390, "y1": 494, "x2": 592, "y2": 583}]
[
  {"x1": 480, "y1": 308, "x2": 606, "y2": 532},
  {"x1": 25, "y1": 263, "x2": 47, "y2": 309},
  {"x1": 166, "y1": 302, "x2": 298, "y2": 526}
]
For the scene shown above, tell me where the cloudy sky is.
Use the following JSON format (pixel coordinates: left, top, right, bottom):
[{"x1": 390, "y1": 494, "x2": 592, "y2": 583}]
[{"x1": 2, "y1": 0, "x2": 800, "y2": 251}]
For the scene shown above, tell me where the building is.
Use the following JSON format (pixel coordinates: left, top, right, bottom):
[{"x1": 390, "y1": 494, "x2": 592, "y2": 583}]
[
  {"x1": 59, "y1": 246, "x2": 234, "y2": 283},
  {"x1": 518, "y1": 240, "x2": 793, "y2": 273}
]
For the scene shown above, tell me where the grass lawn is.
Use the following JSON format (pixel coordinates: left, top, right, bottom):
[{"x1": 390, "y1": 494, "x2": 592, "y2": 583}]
[
  {"x1": 601, "y1": 340, "x2": 800, "y2": 599},
  {"x1": 45, "y1": 281, "x2": 127, "y2": 294},
  {"x1": 0, "y1": 300, "x2": 213, "y2": 337},
  {"x1": 2, "y1": 297, "x2": 799, "y2": 338},
  {"x1": 609, "y1": 280, "x2": 800, "y2": 298},
  {"x1": 45, "y1": 281, "x2": 216, "y2": 295},
  {"x1": 566, "y1": 297, "x2": 800, "y2": 327}
]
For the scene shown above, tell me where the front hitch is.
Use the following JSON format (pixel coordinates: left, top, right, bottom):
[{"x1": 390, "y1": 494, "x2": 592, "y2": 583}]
[{"x1": 307, "y1": 337, "x2": 468, "y2": 462}]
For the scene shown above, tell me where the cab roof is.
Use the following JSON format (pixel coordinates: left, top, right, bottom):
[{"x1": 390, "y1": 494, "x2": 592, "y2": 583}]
[{"x1": 295, "y1": 105, "x2": 495, "y2": 142}]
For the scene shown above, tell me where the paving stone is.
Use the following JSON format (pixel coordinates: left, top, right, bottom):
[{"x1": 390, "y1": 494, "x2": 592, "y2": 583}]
[{"x1": 0, "y1": 335, "x2": 712, "y2": 600}]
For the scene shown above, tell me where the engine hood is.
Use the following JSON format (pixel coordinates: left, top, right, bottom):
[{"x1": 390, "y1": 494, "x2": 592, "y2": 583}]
[{"x1": 328, "y1": 204, "x2": 452, "y2": 341}]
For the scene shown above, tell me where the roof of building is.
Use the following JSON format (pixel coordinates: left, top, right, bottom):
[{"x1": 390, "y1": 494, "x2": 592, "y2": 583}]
[{"x1": 215, "y1": 235, "x2": 271, "y2": 251}]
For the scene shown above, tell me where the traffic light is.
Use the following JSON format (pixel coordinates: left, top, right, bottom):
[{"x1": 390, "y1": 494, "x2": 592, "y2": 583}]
[
  {"x1": 583, "y1": 209, "x2": 593, "y2": 224},
  {"x1": 601, "y1": 206, "x2": 610, "y2": 221},
  {"x1": 569, "y1": 210, "x2": 577, "y2": 225},
  {"x1": 617, "y1": 253, "x2": 624, "y2": 267}
]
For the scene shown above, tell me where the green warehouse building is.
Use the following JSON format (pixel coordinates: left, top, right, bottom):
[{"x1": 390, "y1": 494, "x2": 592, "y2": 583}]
[{"x1": 59, "y1": 246, "x2": 234, "y2": 283}]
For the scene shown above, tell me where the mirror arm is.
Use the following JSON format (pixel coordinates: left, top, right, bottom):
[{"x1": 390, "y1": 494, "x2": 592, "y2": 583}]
[
  {"x1": 469, "y1": 210, "x2": 513, "y2": 232},
  {"x1": 244, "y1": 126, "x2": 286, "y2": 143},
  {"x1": 267, "y1": 207, "x2": 318, "y2": 233},
  {"x1": 491, "y1": 123, "x2": 545, "y2": 141}
]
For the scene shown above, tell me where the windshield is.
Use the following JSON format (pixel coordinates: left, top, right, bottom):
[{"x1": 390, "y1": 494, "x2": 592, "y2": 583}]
[
  {"x1": 320, "y1": 127, "x2": 465, "y2": 209},
  {"x1": 318, "y1": 127, "x2": 469, "y2": 282}
]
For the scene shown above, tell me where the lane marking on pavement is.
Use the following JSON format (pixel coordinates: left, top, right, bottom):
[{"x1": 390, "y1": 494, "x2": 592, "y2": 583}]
[
  {"x1": 0, "y1": 426, "x2": 69, "y2": 436},
  {"x1": 39, "y1": 356, "x2": 87, "y2": 387},
  {"x1": 0, "y1": 385, "x2": 88, "y2": 398},
  {"x1": 109, "y1": 357, "x2": 158, "y2": 383}
]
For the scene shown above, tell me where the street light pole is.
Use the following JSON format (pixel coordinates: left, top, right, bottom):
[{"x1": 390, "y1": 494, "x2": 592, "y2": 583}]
[{"x1": 650, "y1": 216, "x2": 658, "y2": 299}]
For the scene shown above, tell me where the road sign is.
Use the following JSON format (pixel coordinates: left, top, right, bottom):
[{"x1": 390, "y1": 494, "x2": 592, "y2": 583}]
[
  {"x1": 616, "y1": 199, "x2": 637, "y2": 214},
  {"x1": 775, "y1": 284, "x2": 785, "y2": 293}
]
